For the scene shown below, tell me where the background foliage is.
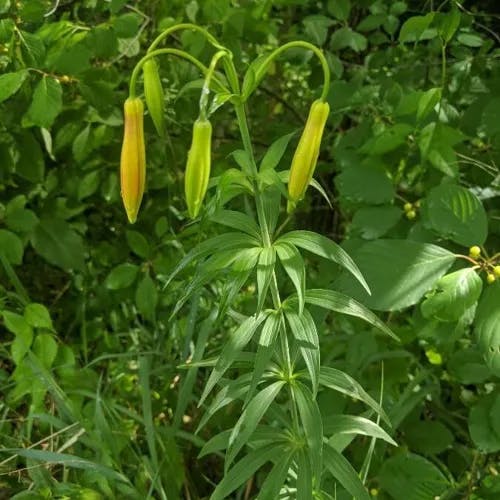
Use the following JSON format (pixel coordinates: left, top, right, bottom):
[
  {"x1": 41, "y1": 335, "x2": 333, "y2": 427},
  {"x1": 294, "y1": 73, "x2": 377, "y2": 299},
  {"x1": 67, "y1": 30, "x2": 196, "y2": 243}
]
[{"x1": 0, "y1": 0, "x2": 499, "y2": 498}]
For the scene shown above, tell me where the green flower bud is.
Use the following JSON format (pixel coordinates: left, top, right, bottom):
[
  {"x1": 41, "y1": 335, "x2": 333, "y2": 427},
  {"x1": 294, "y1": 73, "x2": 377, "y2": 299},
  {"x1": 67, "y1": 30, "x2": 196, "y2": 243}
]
[
  {"x1": 143, "y1": 59, "x2": 165, "y2": 136},
  {"x1": 287, "y1": 99, "x2": 329, "y2": 213},
  {"x1": 185, "y1": 118, "x2": 212, "y2": 219}
]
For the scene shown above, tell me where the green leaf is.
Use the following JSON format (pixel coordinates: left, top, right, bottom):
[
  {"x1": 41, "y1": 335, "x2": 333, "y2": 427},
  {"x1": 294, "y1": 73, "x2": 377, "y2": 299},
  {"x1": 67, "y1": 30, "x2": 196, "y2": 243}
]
[
  {"x1": 294, "y1": 383, "x2": 323, "y2": 484},
  {"x1": 16, "y1": 131, "x2": 45, "y2": 182},
  {"x1": 256, "y1": 246, "x2": 276, "y2": 312},
  {"x1": 255, "y1": 448, "x2": 294, "y2": 500},
  {"x1": 199, "y1": 312, "x2": 269, "y2": 405},
  {"x1": 323, "y1": 443, "x2": 370, "y2": 500},
  {"x1": 33, "y1": 333, "x2": 58, "y2": 369},
  {"x1": 422, "y1": 183, "x2": 487, "y2": 246},
  {"x1": 226, "y1": 381, "x2": 285, "y2": 468},
  {"x1": 136, "y1": 273, "x2": 157, "y2": 321},
  {"x1": 126, "y1": 229, "x2": 150, "y2": 259},
  {"x1": 277, "y1": 230, "x2": 370, "y2": 295},
  {"x1": 24, "y1": 303, "x2": 53, "y2": 330},
  {"x1": 30, "y1": 218, "x2": 85, "y2": 271},
  {"x1": 105, "y1": 263, "x2": 139, "y2": 290},
  {"x1": 296, "y1": 448, "x2": 313, "y2": 500},
  {"x1": 0, "y1": 229, "x2": 23, "y2": 265},
  {"x1": 3, "y1": 311, "x2": 33, "y2": 364},
  {"x1": 276, "y1": 242, "x2": 306, "y2": 314},
  {"x1": 330, "y1": 27, "x2": 367, "y2": 52},
  {"x1": 319, "y1": 366, "x2": 391, "y2": 425},
  {"x1": 378, "y1": 452, "x2": 449, "y2": 500},
  {"x1": 165, "y1": 232, "x2": 260, "y2": 288},
  {"x1": 469, "y1": 393, "x2": 500, "y2": 453},
  {"x1": 457, "y1": 32, "x2": 483, "y2": 47},
  {"x1": 417, "y1": 88, "x2": 441, "y2": 122},
  {"x1": 421, "y1": 268, "x2": 483, "y2": 322},
  {"x1": 351, "y1": 206, "x2": 401, "y2": 240},
  {"x1": 25, "y1": 76, "x2": 63, "y2": 129},
  {"x1": 327, "y1": 0, "x2": 351, "y2": 21},
  {"x1": 447, "y1": 347, "x2": 493, "y2": 384},
  {"x1": 303, "y1": 15, "x2": 335, "y2": 46},
  {"x1": 438, "y1": 8, "x2": 461, "y2": 43},
  {"x1": 210, "y1": 443, "x2": 286, "y2": 500},
  {"x1": 0, "y1": 70, "x2": 28, "y2": 103},
  {"x1": 260, "y1": 131, "x2": 296, "y2": 172},
  {"x1": 404, "y1": 421, "x2": 453, "y2": 455},
  {"x1": 324, "y1": 415, "x2": 396, "y2": 446},
  {"x1": 399, "y1": 13, "x2": 435, "y2": 43},
  {"x1": 210, "y1": 210, "x2": 261, "y2": 240},
  {"x1": 360, "y1": 124, "x2": 412, "y2": 155},
  {"x1": 2, "y1": 449, "x2": 130, "y2": 484},
  {"x1": 475, "y1": 282, "x2": 500, "y2": 376},
  {"x1": 304, "y1": 289, "x2": 398, "y2": 340},
  {"x1": 285, "y1": 307, "x2": 320, "y2": 394},
  {"x1": 333, "y1": 239, "x2": 455, "y2": 311}
]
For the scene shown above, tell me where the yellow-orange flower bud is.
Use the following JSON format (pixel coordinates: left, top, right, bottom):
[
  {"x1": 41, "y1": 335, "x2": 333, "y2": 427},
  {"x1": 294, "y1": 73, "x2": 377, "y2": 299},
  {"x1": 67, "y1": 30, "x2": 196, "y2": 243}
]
[
  {"x1": 184, "y1": 118, "x2": 212, "y2": 219},
  {"x1": 287, "y1": 99, "x2": 330, "y2": 213},
  {"x1": 120, "y1": 97, "x2": 146, "y2": 224}
]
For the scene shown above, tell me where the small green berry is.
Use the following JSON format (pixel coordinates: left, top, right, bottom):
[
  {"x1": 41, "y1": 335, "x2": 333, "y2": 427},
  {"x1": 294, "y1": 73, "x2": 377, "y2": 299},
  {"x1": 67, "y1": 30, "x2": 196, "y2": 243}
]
[
  {"x1": 403, "y1": 202, "x2": 413, "y2": 212},
  {"x1": 487, "y1": 273, "x2": 496, "y2": 284},
  {"x1": 406, "y1": 210, "x2": 416, "y2": 220},
  {"x1": 494, "y1": 266, "x2": 500, "y2": 278},
  {"x1": 469, "y1": 246, "x2": 481, "y2": 258}
]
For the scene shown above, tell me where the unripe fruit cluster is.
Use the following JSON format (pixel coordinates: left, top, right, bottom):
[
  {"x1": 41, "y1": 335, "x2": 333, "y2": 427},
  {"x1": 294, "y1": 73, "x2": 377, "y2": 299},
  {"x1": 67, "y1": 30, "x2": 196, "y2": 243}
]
[
  {"x1": 469, "y1": 246, "x2": 481, "y2": 259},
  {"x1": 403, "y1": 201, "x2": 417, "y2": 220}
]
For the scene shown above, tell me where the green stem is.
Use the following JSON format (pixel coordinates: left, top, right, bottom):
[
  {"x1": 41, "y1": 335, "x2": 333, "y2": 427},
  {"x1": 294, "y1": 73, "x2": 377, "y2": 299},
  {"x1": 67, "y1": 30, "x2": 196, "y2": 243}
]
[
  {"x1": 199, "y1": 50, "x2": 230, "y2": 119},
  {"x1": 128, "y1": 48, "x2": 229, "y2": 98},
  {"x1": 233, "y1": 99, "x2": 300, "y2": 434},
  {"x1": 147, "y1": 23, "x2": 226, "y2": 54},
  {"x1": 253, "y1": 40, "x2": 331, "y2": 101}
]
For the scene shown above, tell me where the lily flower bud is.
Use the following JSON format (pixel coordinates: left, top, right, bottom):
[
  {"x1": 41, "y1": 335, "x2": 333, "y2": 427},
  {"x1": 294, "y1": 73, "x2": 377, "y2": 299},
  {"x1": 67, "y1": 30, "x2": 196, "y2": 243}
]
[
  {"x1": 143, "y1": 58, "x2": 165, "y2": 136},
  {"x1": 287, "y1": 99, "x2": 329, "y2": 213},
  {"x1": 185, "y1": 118, "x2": 212, "y2": 219},
  {"x1": 120, "y1": 97, "x2": 146, "y2": 224}
]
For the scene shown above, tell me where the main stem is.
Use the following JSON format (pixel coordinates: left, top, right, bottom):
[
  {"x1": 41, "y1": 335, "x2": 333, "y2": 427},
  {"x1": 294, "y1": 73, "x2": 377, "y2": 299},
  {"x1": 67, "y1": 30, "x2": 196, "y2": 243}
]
[{"x1": 233, "y1": 99, "x2": 300, "y2": 433}]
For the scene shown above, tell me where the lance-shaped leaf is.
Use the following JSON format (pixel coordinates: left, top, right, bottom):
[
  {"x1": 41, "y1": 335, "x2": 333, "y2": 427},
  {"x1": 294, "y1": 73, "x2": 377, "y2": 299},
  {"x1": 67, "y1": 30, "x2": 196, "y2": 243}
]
[
  {"x1": 277, "y1": 230, "x2": 370, "y2": 294},
  {"x1": 257, "y1": 246, "x2": 276, "y2": 313},
  {"x1": 276, "y1": 241, "x2": 306, "y2": 314},
  {"x1": 210, "y1": 210, "x2": 261, "y2": 240}
]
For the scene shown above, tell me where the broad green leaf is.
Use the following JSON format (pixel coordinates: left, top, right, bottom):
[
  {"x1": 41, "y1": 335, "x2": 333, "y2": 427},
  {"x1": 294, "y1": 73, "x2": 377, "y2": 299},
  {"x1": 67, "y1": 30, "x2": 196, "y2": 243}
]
[
  {"x1": 333, "y1": 239, "x2": 455, "y2": 311},
  {"x1": 165, "y1": 232, "x2": 259, "y2": 288},
  {"x1": 360, "y1": 124, "x2": 412, "y2": 155},
  {"x1": 105, "y1": 263, "x2": 138, "y2": 290},
  {"x1": 351, "y1": 205, "x2": 401, "y2": 240},
  {"x1": 328, "y1": 0, "x2": 351, "y2": 21},
  {"x1": 24, "y1": 303, "x2": 53, "y2": 330},
  {"x1": 3, "y1": 311, "x2": 33, "y2": 364},
  {"x1": 210, "y1": 210, "x2": 261, "y2": 240},
  {"x1": 294, "y1": 383, "x2": 323, "y2": 484},
  {"x1": 136, "y1": 273, "x2": 157, "y2": 321},
  {"x1": 126, "y1": 229, "x2": 150, "y2": 259},
  {"x1": 330, "y1": 27, "x2": 367, "y2": 52},
  {"x1": 276, "y1": 242, "x2": 306, "y2": 314},
  {"x1": 404, "y1": 421, "x2": 453, "y2": 455},
  {"x1": 25, "y1": 76, "x2": 63, "y2": 129},
  {"x1": 33, "y1": 333, "x2": 58, "y2": 369},
  {"x1": 399, "y1": 13, "x2": 435, "y2": 43},
  {"x1": 421, "y1": 268, "x2": 482, "y2": 322},
  {"x1": 0, "y1": 70, "x2": 28, "y2": 103},
  {"x1": 0, "y1": 229, "x2": 23, "y2": 265},
  {"x1": 30, "y1": 218, "x2": 85, "y2": 272},
  {"x1": 304, "y1": 289, "x2": 398, "y2": 340},
  {"x1": 227, "y1": 381, "x2": 285, "y2": 468},
  {"x1": 303, "y1": 15, "x2": 335, "y2": 46},
  {"x1": 323, "y1": 444, "x2": 370, "y2": 500},
  {"x1": 447, "y1": 347, "x2": 492, "y2": 384},
  {"x1": 199, "y1": 312, "x2": 269, "y2": 405},
  {"x1": 277, "y1": 230, "x2": 370, "y2": 294},
  {"x1": 417, "y1": 88, "x2": 441, "y2": 122},
  {"x1": 260, "y1": 131, "x2": 295, "y2": 171},
  {"x1": 438, "y1": 8, "x2": 461, "y2": 42},
  {"x1": 256, "y1": 246, "x2": 276, "y2": 312},
  {"x1": 210, "y1": 443, "x2": 286, "y2": 500},
  {"x1": 241, "y1": 54, "x2": 268, "y2": 101},
  {"x1": 378, "y1": 452, "x2": 449, "y2": 500},
  {"x1": 474, "y1": 282, "x2": 500, "y2": 376},
  {"x1": 323, "y1": 415, "x2": 396, "y2": 446},
  {"x1": 16, "y1": 131, "x2": 45, "y2": 182},
  {"x1": 285, "y1": 307, "x2": 320, "y2": 394},
  {"x1": 199, "y1": 429, "x2": 232, "y2": 458},
  {"x1": 423, "y1": 183, "x2": 487, "y2": 246},
  {"x1": 319, "y1": 366, "x2": 390, "y2": 425},
  {"x1": 469, "y1": 393, "x2": 500, "y2": 453}
]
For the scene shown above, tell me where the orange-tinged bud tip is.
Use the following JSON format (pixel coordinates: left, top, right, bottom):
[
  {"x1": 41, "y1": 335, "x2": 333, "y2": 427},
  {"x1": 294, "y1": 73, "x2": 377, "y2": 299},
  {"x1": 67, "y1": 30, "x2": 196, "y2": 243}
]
[
  {"x1": 120, "y1": 97, "x2": 146, "y2": 224},
  {"x1": 287, "y1": 99, "x2": 329, "y2": 213}
]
